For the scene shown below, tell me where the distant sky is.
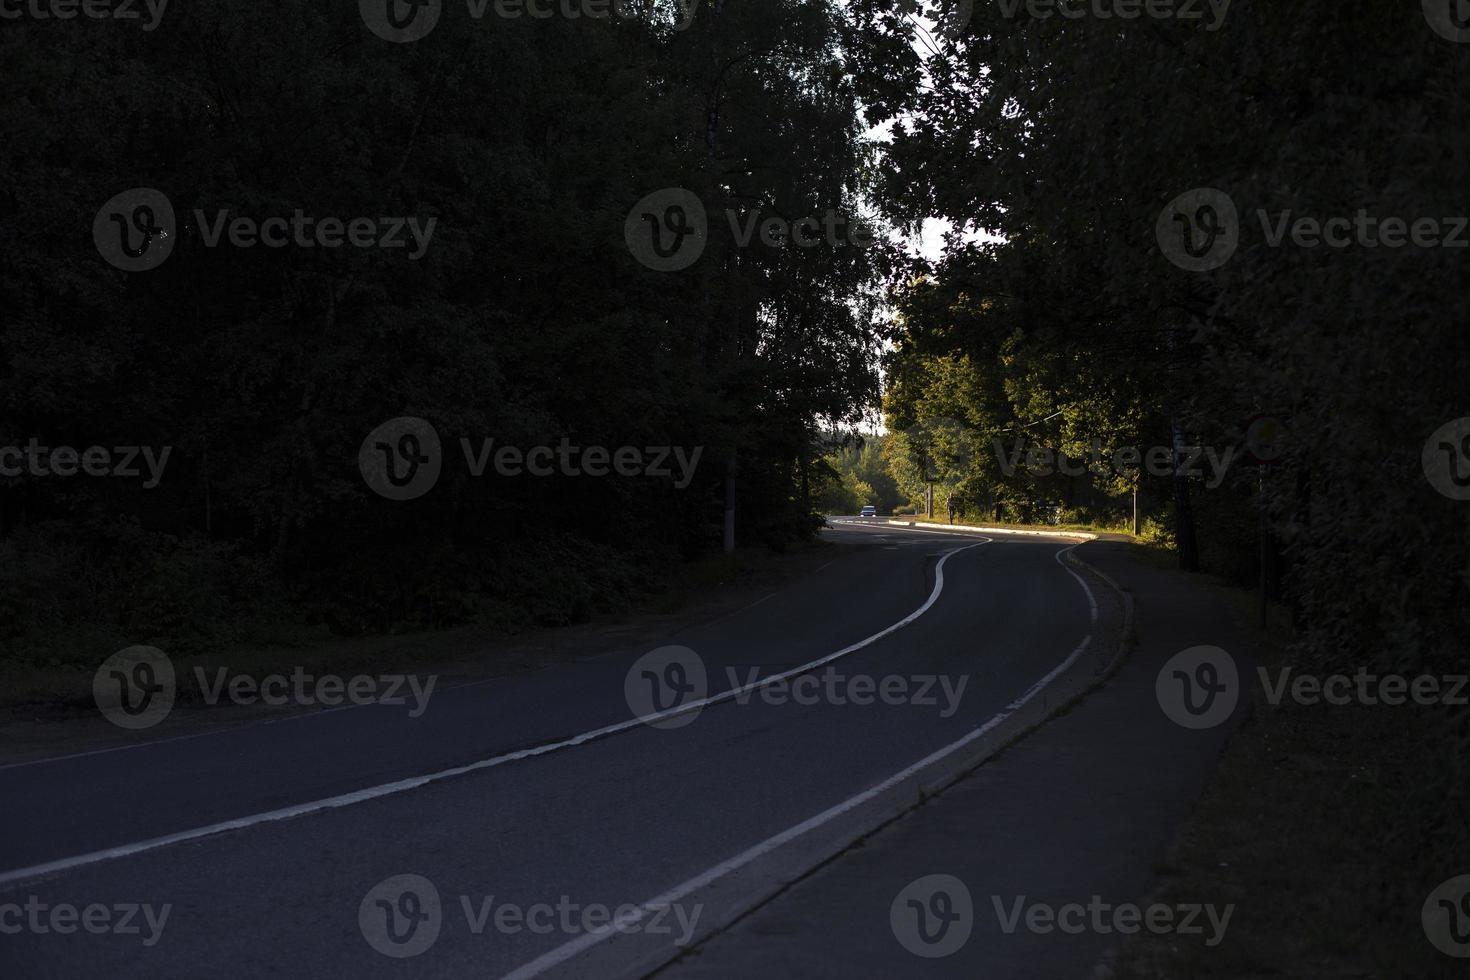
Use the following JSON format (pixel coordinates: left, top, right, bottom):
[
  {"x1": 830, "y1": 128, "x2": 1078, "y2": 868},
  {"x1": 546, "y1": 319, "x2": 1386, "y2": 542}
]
[{"x1": 850, "y1": 9, "x2": 994, "y2": 432}]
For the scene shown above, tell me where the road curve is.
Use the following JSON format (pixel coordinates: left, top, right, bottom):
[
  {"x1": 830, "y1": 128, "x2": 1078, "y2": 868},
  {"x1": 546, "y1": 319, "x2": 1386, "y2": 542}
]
[{"x1": 0, "y1": 523, "x2": 1119, "y2": 979}]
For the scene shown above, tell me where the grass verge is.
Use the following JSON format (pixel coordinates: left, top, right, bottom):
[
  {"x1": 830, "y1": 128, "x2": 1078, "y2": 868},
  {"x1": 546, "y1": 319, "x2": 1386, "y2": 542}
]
[{"x1": 1106, "y1": 599, "x2": 1461, "y2": 978}]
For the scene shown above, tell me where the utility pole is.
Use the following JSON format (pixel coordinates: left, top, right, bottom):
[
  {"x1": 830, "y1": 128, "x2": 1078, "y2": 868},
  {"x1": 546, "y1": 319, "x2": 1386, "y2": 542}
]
[
  {"x1": 1258, "y1": 465, "x2": 1269, "y2": 629},
  {"x1": 1131, "y1": 476, "x2": 1140, "y2": 536},
  {"x1": 924, "y1": 448, "x2": 935, "y2": 519},
  {"x1": 703, "y1": 0, "x2": 734, "y2": 554},
  {"x1": 724, "y1": 455, "x2": 736, "y2": 553},
  {"x1": 1171, "y1": 418, "x2": 1200, "y2": 571}
]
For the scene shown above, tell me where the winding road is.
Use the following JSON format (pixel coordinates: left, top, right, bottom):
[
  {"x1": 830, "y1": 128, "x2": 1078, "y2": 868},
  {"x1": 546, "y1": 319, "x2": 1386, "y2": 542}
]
[{"x1": 0, "y1": 521, "x2": 1124, "y2": 978}]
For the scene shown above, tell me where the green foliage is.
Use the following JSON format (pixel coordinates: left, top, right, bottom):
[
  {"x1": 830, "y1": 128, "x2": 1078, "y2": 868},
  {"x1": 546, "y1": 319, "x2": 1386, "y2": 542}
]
[
  {"x1": 850, "y1": 0, "x2": 1467, "y2": 927},
  {"x1": 0, "y1": 0, "x2": 884, "y2": 655},
  {"x1": 815, "y1": 431, "x2": 901, "y2": 514}
]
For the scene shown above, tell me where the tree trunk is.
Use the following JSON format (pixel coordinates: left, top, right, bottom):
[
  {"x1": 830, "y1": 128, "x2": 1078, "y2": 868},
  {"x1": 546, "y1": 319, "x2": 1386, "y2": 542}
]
[
  {"x1": 1171, "y1": 419, "x2": 1200, "y2": 571},
  {"x1": 723, "y1": 454, "x2": 736, "y2": 553}
]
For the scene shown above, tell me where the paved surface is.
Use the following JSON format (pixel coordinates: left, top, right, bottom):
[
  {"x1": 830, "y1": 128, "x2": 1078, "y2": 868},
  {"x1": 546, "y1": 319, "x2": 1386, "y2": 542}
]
[
  {"x1": 0, "y1": 522, "x2": 1141, "y2": 978},
  {"x1": 655, "y1": 540, "x2": 1253, "y2": 978}
]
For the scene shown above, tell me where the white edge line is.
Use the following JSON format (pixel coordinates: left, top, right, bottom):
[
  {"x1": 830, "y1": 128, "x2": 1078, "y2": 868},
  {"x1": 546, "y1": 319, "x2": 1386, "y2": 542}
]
[
  {"x1": 832, "y1": 518, "x2": 1096, "y2": 543},
  {"x1": 0, "y1": 542, "x2": 990, "y2": 890},
  {"x1": 497, "y1": 542, "x2": 1098, "y2": 980},
  {"x1": 1056, "y1": 543, "x2": 1100, "y2": 626}
]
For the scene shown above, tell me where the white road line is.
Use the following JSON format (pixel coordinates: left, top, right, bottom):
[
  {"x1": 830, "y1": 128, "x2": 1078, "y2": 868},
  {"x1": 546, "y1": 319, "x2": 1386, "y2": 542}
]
[
  {"x1": 0, "y1": 542, "x2": 990, "y2": 890},
  {"x1": 828, "y1": 521, "x2": 991, "y2": 541},
  {"x1": 1055, "y1": 543, "x2": 1100, "y2": 626},
  {"x1": 2, "y1": 540, "x2": 862, "y2": 774},
  {"x1": 497, "y1": 542, "x2": 1097, "y2": 980}
]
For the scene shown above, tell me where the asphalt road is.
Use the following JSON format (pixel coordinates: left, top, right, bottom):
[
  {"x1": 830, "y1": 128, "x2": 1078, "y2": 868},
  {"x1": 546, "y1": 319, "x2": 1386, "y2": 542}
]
[{"x1": 0, "y1": 521, "x2": 1113, "y2": 978}]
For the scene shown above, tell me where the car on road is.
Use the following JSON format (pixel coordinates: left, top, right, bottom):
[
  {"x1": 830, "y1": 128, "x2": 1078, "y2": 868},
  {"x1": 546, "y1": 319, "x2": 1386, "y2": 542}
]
[{"x1": 859, "y1": 505, "x2": 877, "y2": 518}]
